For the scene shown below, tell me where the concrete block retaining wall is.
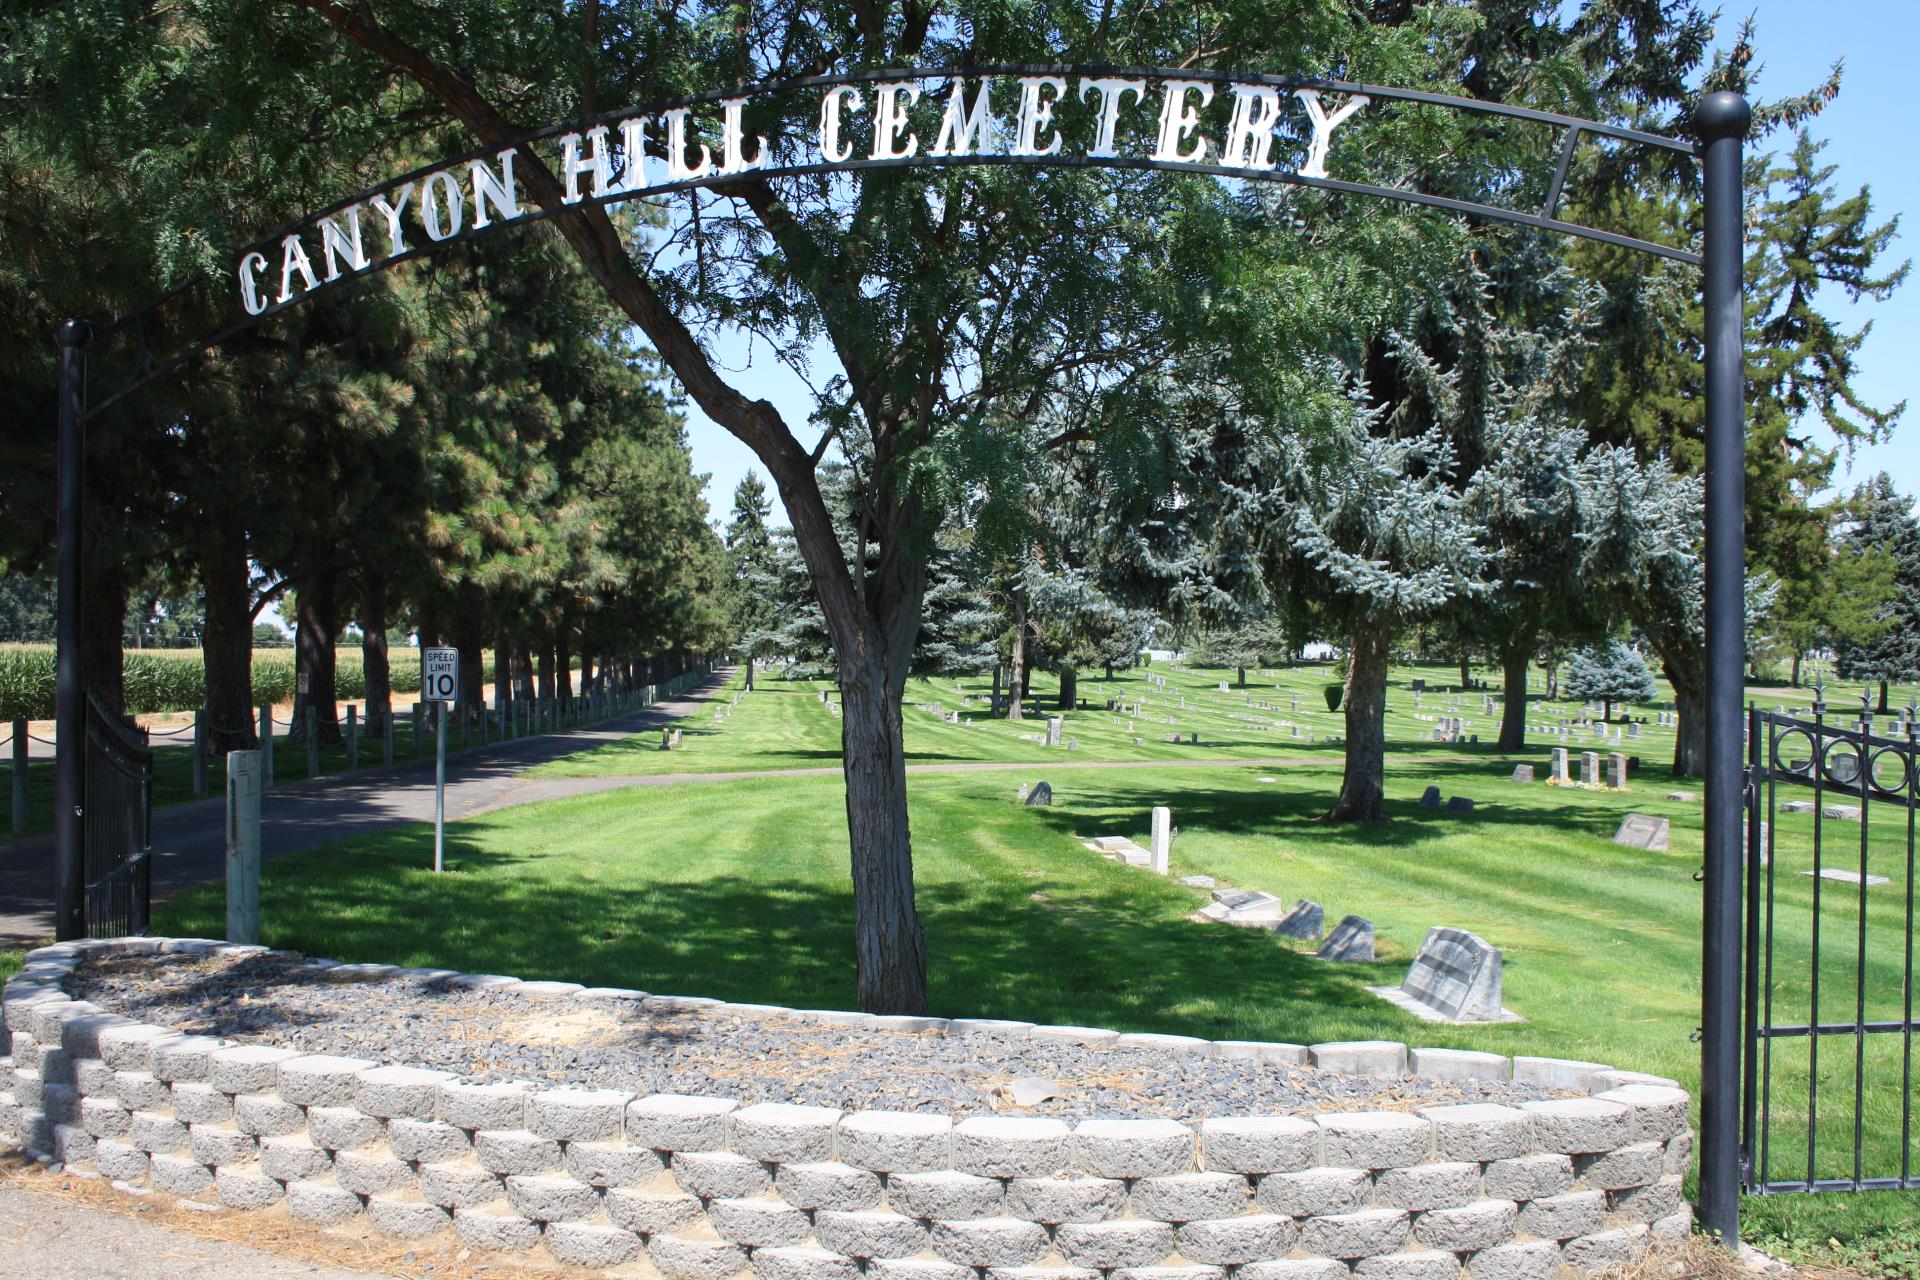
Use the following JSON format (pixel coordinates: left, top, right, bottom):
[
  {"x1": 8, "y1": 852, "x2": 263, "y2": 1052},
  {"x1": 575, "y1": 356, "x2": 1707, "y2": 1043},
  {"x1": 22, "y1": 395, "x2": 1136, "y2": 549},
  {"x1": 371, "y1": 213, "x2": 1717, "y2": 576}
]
[{"x1": 2, "y1": 938, "x2": 1695, "y2": 1279}]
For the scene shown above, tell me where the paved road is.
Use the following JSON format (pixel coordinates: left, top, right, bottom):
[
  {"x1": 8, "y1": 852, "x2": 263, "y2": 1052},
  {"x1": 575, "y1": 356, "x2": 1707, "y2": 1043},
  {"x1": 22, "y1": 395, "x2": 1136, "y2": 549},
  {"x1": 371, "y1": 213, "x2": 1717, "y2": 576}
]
[
  {"x1": 0, "y1": 1181, "x2": 395, "y2": 1279},
  {"x1": 0, "y1": 675, "x2": 732, "y2": 947}
]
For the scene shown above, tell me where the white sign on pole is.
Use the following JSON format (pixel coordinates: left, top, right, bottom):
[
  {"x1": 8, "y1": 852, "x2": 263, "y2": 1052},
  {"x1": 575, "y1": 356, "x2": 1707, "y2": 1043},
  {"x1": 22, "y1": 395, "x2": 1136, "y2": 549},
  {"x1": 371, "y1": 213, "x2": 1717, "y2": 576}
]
[
  {"x1": 422, "y1": 647, "x2": 458, "y2": 875},
  {"x1": 423, "y1": 647, "x2": 459, "y2": 703}
]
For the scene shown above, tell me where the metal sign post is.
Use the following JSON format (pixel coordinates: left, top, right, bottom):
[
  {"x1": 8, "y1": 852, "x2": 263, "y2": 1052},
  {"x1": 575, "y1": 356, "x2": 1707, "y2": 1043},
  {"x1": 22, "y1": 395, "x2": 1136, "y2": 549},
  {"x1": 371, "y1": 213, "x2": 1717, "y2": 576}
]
[{"x1": 423, "y1": 647, "x2": 458, "y2": 874}]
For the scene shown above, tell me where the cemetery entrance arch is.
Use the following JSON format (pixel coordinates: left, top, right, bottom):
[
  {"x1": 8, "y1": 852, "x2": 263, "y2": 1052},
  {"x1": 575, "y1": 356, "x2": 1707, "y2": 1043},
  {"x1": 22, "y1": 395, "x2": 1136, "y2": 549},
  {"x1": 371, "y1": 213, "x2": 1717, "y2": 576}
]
[{"x1": 50, "y1": 66, "x2": 1754, "y2": 1239}]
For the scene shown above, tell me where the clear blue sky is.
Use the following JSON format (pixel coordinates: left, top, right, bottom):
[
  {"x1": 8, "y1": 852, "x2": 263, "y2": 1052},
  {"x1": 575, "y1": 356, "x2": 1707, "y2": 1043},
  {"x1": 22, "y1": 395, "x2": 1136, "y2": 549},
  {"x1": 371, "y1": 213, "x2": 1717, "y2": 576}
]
[{"x1": 680, "y1": 4, "x2": 1918, "y2": 527}]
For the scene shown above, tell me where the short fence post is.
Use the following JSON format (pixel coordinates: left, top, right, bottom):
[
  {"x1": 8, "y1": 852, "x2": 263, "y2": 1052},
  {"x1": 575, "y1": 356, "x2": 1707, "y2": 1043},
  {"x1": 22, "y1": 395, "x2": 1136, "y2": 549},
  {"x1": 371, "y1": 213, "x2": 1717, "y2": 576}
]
[
  {"x1": 225, "y1": 748, "x2": 262, "y2": 945},
  {"x1": 346, "y1": 704, "x2": 358, "y2": 770},
  {"x1": 259, "y1": 703, "x2": 274, "y2": 785},
  {"x1": 305, "y1": 706, "x2": 318, "y2": 777},
  {"x1": 10, "y1": 718, "x2": 26, "y2": 834},
  {"x1": 192, "y1": 708, "x2": 207, "y2": 799},
  {"x1": 383, "y1": 709, "x2": 394, "y2": 766}
]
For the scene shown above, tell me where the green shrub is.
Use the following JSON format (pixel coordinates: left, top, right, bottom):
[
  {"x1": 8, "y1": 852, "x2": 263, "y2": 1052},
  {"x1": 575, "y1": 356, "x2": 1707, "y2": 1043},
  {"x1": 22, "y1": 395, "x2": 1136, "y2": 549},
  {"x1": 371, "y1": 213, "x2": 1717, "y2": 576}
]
[
  {"x1": 1323, "y1": 682, "x2": 1343, "y2": 712},
  {"x1": 0, "y1": 647, "x2": 56, "y2": 719}
]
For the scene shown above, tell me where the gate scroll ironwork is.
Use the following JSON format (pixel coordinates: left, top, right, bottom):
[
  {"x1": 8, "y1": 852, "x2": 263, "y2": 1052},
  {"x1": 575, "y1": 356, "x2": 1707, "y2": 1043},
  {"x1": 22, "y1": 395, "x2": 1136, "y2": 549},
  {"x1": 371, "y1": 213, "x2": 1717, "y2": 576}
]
[{"x1": 1744, "y1": 696, "x2": 1919, "y2": 1193}]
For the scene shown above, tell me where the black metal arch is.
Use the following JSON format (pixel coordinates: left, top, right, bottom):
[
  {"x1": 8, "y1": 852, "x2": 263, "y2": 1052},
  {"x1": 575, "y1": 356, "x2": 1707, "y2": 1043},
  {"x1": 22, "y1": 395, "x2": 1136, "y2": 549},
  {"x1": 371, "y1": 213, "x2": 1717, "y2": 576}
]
[
  {"x1": 50, "y1": 71, "x2": 1754, "y2": 1249},
  {"x1": 84, "y1": 64, "x2": 1701, "y2": 421}
]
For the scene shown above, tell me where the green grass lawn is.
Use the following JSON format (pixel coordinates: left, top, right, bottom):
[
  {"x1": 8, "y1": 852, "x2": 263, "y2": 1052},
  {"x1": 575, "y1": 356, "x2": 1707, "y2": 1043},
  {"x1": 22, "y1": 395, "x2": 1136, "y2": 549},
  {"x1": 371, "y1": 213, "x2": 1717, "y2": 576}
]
[{"x1": 59, "y1": 655, "x2": 1919, "y2": 1274}]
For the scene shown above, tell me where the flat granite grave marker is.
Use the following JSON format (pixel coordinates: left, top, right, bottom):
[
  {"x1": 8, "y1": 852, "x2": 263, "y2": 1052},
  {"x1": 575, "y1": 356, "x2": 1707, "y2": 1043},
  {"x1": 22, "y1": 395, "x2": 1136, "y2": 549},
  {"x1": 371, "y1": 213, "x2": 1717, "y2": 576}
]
[
  {"x1": 1613, "y1": 813, "x2": 1671, "y2": 851},
  {"x1": 1445, "y1": 796, "x2": 1476, "y2": 814},
  {"x1": 1317, "y1": 914, "x2": 1375, "y2": 962},
  {"x1": 1197, "y1": 887, "x2": 1289, "y2": 928},
  {"x1": 1369, "y1": 927, "x2": 1522, "y2": 1023},
  {"x1": 1801, "y1": 868, "x2": 1889, "y2": 887},
  {"x1": 1025, "y1": 781, "x2": 1053, "y2": 806},
  {"x1": 1273, "y1": 899, "x2": 1324, "y2": 940},
  {"x1": 1511, "y1": 764, "x2": 1535, "y2": 783},
  {"x1": 1822, "y1": 804, "x2": 1862, "y2": 821}
]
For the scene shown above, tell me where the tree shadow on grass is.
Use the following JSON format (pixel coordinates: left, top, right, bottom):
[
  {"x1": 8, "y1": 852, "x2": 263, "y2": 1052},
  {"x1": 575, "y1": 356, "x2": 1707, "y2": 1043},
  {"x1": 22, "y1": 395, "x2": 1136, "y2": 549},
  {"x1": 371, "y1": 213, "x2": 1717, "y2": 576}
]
[{"x1": 150, "y1": 824, "x2": 1394, "y2": 1043}]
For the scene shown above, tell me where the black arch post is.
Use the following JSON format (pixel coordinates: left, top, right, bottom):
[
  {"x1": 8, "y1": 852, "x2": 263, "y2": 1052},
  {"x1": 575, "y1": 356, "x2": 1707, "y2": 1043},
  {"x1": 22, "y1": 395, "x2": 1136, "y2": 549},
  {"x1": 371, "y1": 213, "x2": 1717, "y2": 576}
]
[
  {"x1": 54, "y1": 317, "x2": 92, "y2": 942},
  {"x1": 1695, "y1": 88, "x2": 1751, "y2": 1247}
]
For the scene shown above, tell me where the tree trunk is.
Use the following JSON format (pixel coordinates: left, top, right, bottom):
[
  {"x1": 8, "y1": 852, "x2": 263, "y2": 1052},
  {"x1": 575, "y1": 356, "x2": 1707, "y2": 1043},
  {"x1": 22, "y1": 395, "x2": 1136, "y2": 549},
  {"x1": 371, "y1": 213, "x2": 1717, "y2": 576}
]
[
  {"x1": 1497, "y1": 642, "x2": 1530, "y2": 753},
  {"x1": 514, "y1": 638, "x2": 535, "y2": 703},
  {"x1": 745, "y1": 656, "x2": 754, "y2": 690},
  {"x1": 991, "y1": 664, "x2": 1001, "y2": 709},
  {"x1": 537, "y1": 632, "x2": 556, "y2": 703},
  {"x1": 455, "y1": 607, "x2": 485, "y2": 727},
  {"x1": 360, "y1": 569, "x2": 391, "y2": 738},
  {"x1": 1059, "y1": 665, "x2": 1077, "y2": 711},
  {"x1": 1104, "y1": 661, "x2": 1113, "y2": 681},
  {"x1": 1458, "y1": 653, "x2": 1471, "y2": 691},
  {"x1": 79, "y1": 558, "x2": 129, "y2": 716},
  {"x1": 1237, "y1": 665, "x2": 1246, "y2": 689},
  {"x1": 1545, "y1": 661, "x2": 1559, "y2": 701},
  {"x1": 1603, "y1": 698, "x2": 1614, "y2": 723},
  {"x1": 292, "y1": 560, "x2": 341, "y2": 744},
  {"x1": 1790, "y1": 651, "x2": 1802, "y2": 687},
  {"x1": 557, "y1": 627, "x2": 574, "y2": 701},
  {"x1": 1879, "y1": 680, "x2": 1890, "y2": 714},
  {"x1": 1006, "y1": 585, "x2": 1028, "y2": 721},
  {"x1": 838, "y1": 649, "x2": 929, "y2": 1014},
  {"x1": 1327, "y1": 616, "x2": 1392, "y2": 822},
  {"x1": 1667, "y1": 656, "x2": 1706, "y2": 778},
  {"x1": 199, "y1": 515, "x2": 256, "y2": 753},
  {"x1": 580, "y1": 648, "x2": 595, "y2": 695}
]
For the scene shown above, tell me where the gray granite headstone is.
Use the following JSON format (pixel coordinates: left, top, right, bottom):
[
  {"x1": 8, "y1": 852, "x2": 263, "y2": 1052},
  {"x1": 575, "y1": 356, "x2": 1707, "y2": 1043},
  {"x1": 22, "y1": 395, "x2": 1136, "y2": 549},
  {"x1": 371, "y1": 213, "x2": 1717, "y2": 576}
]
[
  {"x1": 1371, "y1": 927, "x2": 1514, "y2": 1023},
  {"x1": 1418, "y1": 785, "x2": 1442, "y2": 809},
  {"x1": 1045, "y1": 717, "x2": 1063, "y2": 747},
  {"x1": 1581, "y1": 751, "x2": 1600, "y2": 786},
  {"x1": 1609, "y1": 753, "x2": 1629, "y2": 789},
  {"x1": 1272, "y1": 899, "x2": 1324, "y2": 940},
  {"x1": 1511, "y1": 764, "x2": 1535, "y2": 784},
  {"x1": 1025, "y1": 781, "x2": 1053, "y2": 806},
  {"x1": 1445, "y1": 796, "x2": 1476, "y2": 815},
  {"x1": 1613, "y1": 813, "x2": 1670, "y2": 850},
  {"x1": 1780, "y1": 799, "x2": 1817, "y2": 814},
  {"x1": 1317, "y1": 914, "x2": 1375, "y2": 962},
  {"x1": 1822, "y1": 804, "x2": 1862, "y2": 821},
  {"x1": 1551, "y1": 748, "x2": 1568, "y2": 782}
]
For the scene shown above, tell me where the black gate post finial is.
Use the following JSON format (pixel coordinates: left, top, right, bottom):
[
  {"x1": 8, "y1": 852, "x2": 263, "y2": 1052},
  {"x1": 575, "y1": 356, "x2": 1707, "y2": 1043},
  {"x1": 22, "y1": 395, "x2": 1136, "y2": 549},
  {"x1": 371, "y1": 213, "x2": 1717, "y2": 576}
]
[
  {"x1": 1696, "y1": 88, "x2": 1751, "y2": 1249},
  {"x1": 53, "y1": 317, "x2": 92, "y2": 942}
]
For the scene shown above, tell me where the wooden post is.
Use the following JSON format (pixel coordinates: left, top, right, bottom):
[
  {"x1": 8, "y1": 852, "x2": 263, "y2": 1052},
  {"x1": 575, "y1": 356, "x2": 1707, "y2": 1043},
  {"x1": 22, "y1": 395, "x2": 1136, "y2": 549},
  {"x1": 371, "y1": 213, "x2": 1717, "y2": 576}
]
[
  {"x1": 10, "y1": 718, "x2": 25, "y2": 835},
  {"x1": 259, "y1": 703, "x2": 274, "y2": 784},
  {"x1": 225, "y1": 749, "x2": 262, "y2": 945},
  {"x1": 192, "y1": 707, "x2": 207, "y2": 799}
]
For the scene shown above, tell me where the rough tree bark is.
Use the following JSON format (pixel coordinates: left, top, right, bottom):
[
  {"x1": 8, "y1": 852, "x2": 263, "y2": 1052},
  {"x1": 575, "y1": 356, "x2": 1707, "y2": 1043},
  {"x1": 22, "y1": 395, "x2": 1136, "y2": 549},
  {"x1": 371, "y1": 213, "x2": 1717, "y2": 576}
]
[
  {"x1": 557, "y1": 626, "x2": 573, "y2": 701},
  {"x1": 1497, "y1": 639, "x2": 1531, "y2": 753},
  {"x1": 359, "y1": 569, "x2": 391, "y2": 737},
  {"x1": 1328, "y1": 617, "x2": 1392, "y2": 822},
  {"x1": 1058, "y1": 665, "x2": 1077, "y2": 711},
  {"x1": 292, "y1": 558, "x2": 341, "y2": 743},
  {"x1": 1007, "y1": 584, "x2": 1028, "y2": 722},
  {"x1": 199, "y1": 514, "x2": 257, "y2": 752},
  {"x1": 455, "y1": 605, "x2": 485, "y2": 727},
  {"x1": 537, "y1": 632, "x2": 556, "y2": 703},
  {"x1": 79, "y1": 558, "x2": 129, "y2": 717},
  {"x1": 1655, "y1": 640, "x2": 1707, "y2": 777}
]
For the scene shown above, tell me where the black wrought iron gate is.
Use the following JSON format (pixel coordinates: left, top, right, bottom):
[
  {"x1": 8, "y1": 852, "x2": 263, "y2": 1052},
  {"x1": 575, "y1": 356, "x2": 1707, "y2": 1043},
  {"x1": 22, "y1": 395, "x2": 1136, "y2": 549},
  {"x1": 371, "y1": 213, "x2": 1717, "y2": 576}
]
[
  {"x1": 81, "y1": 695, "x2": 153, "y2": 937},
  {"x1": 1743, "y1": 698, "x2": 1918, "y2": 1193}
]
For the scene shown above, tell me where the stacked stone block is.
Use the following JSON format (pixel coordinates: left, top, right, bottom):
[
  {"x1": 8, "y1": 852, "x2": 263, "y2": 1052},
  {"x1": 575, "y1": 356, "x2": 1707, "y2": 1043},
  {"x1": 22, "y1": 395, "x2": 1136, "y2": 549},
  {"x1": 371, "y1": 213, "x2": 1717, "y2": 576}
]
[{"x1": 2, "y1": 938, "x2": 1695, "y2": 1278}]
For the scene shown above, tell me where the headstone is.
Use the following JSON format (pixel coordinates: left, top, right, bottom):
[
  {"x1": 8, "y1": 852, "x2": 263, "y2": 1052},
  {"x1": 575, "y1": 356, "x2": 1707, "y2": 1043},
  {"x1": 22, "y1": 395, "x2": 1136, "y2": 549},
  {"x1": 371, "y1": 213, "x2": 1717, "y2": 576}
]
[
  {"x1": 1273, "y1": 899, "x2": 1324, "y2": 940},
  {"x1": 1801, "y1": 868, "x2": 1889, "y2": 887},
  {"x1": 1316, "y1": 915, "x2": 1375, "y2": 963},
  {"x1": 1178, "y1": 874, "x2": 1216, "y2": 888},
  {"x1": 1551, "y1": 748, "x2": 1569, "y2": 783},
  {"x1": 1628, "y1": 722, "x2": 1641, "y2": 739},
  {"x1": 1612, "y1": 813, "x2": 1671, "y2": 851},
  {"x1": 1150, "y1": 807, "x2": 1171, "y2": 875},
  {"x1": 1197, "y1": 888, "x2": 1289, "y2": 929},
  {"x1": 1016, "y1": 782, "x2": 1030, "y2": 802},
  {"x1": 1445, "y1": 796, "x2": 1475, "y2": 815},
  {"x1": 1045, "y1": 717, "x2": 1063, "y2": 747},
  {"x1": 1369, "y1": 927, "x2": 1517, "y2": 1023},
  {"x1": 1668, "y1": 790, "x2": 1697, "y2": 802},
  {"x1": 1822, "y1": 804, "x2": 1862, "y2": 821},
  {"x1": 1418, "y1": 785, "x2": 1442, "y2": 808},
  {"x1": 1511, "y1": 764, "x2": 1534, "y2": 783},
  {"x1": 1411, "y1": 679, "x2": 1426, "y2": 693},
  {"x1": 1608, "y1": 753, "x2": 1628, "y2": 789},
  {"x1": 1581, "y1": 751, "x2": 1600, "y2": 786},
  {"x1": 1024, "y1": 781, "x2": 1053, "y2": 806},
  {"x1": 1780, "y1": 800, "x2": 1817, "y2": 814},
  {"x1": 1219, "y1": 682, "x2": 1230, "y2": 693}
]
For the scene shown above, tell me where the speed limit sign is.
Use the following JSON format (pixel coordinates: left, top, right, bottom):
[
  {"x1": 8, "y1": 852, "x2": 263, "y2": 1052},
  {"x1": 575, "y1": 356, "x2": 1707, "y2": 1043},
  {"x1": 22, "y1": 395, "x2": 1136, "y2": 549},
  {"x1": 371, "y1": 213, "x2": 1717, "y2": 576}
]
[{"x1": 422, "y1": 647, "x2": 459, "y2": 704}]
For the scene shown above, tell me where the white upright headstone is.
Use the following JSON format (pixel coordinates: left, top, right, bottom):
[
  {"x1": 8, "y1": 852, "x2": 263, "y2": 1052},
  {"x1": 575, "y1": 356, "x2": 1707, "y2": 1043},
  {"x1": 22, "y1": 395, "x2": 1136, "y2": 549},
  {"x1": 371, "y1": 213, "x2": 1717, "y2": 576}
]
[
  {"x1": 1150, "y1": 806, "x2": 1171, "y2": 875},
  {"x1": 1581, "y1": 751, "x2": 1600, "y2": 786},
  {"x1": 1551, "y1": 747, "x2": 1568, "y2": 782}
]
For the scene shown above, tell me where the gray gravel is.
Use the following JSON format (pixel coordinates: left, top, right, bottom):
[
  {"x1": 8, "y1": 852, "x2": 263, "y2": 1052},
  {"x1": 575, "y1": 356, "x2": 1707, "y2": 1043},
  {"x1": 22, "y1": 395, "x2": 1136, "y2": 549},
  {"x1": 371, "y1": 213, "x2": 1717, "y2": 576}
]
[{"x1": 73, "y1": 953, "x2": 1566, "y2": 1123}]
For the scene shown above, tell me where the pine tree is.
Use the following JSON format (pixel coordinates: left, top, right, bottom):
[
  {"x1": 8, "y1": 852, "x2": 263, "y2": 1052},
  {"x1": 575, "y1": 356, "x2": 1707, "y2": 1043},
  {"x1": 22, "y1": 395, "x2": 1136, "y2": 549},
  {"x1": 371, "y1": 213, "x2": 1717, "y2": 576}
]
[
  {"x1": 1835, "y1": 475, "x2": 1920, "y2": 709},
  {"x1": 1565, "y1": 641, "x2": 1657, "y2": 722}
]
